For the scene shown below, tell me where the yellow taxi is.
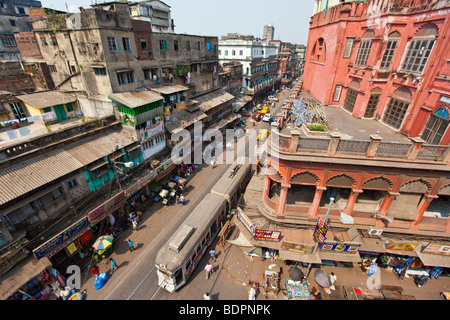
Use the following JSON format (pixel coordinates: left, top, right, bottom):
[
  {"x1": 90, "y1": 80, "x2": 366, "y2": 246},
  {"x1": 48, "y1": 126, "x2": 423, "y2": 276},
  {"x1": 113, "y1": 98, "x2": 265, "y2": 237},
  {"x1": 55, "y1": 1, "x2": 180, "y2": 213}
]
[
  {"x1": 261, "y1": 106, "x2": 269, "y2": 114},
  {"x1": 257, "y1": 129, "x2": 270, "y2": 141}
]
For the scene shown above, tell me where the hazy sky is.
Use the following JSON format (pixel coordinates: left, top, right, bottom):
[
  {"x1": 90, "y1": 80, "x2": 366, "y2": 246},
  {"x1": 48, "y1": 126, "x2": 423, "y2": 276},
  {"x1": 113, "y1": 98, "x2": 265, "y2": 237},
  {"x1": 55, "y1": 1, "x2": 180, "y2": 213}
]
[{"x1": 41, "y1": 0, "x2": 314, "y2": 44}]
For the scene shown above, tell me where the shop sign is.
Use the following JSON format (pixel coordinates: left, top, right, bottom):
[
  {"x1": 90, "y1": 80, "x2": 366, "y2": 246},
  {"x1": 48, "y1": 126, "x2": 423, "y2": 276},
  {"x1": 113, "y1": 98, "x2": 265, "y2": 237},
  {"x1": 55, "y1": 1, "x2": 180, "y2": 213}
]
[
  {"x1": 313, "y1": 218, "x2": 328, "y2": 244},
  {"x1": 320, "y1": 242, "x2": 361, "y2": 254},
  {"x1": 127, "y1": 170, "x2": 157, "y2": 195},
  {"x1": 236, "y1": 207, "x2": 255, "y2": 236},
  {"x1": 387, "y1": 242, "x2": 419, "y2": 251},
  {"x1": 156, "y1": 159, "x2": 174, "y2": 175},
  {"x1": 139, "y1": 121, "x2": 164, "y2": 140},
  {"x1": 88, "y1": 191, "x2": 126, "y2": 224},
  {"x1": 66, "y1": 242, "x2": 78, "y2": 255},
  {"x1": 422, "y1": 243, "x2": 450, "y2": 256},
  {"x1": 254, "y1": 229, "x2": 281, "y2": 242},
  {"x1": 80, "y1": 230, "x2": 92, "y2": 245},
  {"x1": 33, "y1": 216, "x2": 90, "y2": 259},
  {"x1": 0, "y1": 247, "x2": 28, "y2": 275},
  {"x1": 281, "y1": 241, "x2": 314, "y2": 254}
]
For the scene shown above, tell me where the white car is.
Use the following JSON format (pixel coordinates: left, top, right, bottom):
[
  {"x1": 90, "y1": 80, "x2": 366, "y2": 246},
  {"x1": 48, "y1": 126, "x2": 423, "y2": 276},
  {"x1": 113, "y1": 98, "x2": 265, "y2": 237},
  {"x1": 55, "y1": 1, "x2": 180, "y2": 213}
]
[
  {"x1": 268, "y1": 96, "x2": 278, "y2": 102},
  {"x1": 263, "y1": 113, "x2": 271, "y2": 122}
]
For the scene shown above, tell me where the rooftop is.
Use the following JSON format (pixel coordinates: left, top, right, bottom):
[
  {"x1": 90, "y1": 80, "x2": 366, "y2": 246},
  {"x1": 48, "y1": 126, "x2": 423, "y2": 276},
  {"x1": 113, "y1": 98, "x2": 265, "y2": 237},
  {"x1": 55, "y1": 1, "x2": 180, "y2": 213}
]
[
  {"x1": 149, "y1": 85, "x2": 189, "y2": 96},
  {"x1": 16, "y1": 91, "x2": 77, "y2": 110},
  {"x1": 108, "y1": 91, "x2": 163, "y2": 108},
  {"x1": 287, "y1": 91, "x2": 410, "y2": 143},
  {"x1": 0, "y1": 128, "x2": 137, "y2": 206}
]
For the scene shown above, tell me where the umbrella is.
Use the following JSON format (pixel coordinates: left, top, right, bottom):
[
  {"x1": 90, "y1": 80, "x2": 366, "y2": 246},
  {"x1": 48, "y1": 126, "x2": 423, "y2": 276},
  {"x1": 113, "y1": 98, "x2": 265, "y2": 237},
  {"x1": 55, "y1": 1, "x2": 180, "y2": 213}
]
[
  {"x1": 92, "y1": 235, "x2": 114, "y2": 251},
  {"x1": 314, "y1": 269, "x2": 332, "y2": 288},
  {"x1": 288, "y1": 266, "x2": 304, "y2": 281}
]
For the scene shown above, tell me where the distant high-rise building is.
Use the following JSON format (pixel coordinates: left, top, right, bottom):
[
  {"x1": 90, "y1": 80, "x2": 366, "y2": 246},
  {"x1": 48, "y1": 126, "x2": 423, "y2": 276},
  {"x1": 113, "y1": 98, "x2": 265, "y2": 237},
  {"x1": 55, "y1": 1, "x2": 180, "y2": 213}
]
[{"x1": 263, "y1": 24, "x2": 274, "y2": 41}]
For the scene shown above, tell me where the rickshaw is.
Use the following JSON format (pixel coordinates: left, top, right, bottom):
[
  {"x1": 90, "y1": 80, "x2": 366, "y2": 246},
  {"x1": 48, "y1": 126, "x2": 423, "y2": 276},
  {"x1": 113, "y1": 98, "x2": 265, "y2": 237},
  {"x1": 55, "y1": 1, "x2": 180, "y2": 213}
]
[
  {"x1": 159, "y1": 189, "x2": 170, "y2": 205},
  {"x1": 168, "y1": 181, "x2": 177, "y2": 198},
  {"x1": 172, "y1": 176, "x2": 187, "y2": 194}
]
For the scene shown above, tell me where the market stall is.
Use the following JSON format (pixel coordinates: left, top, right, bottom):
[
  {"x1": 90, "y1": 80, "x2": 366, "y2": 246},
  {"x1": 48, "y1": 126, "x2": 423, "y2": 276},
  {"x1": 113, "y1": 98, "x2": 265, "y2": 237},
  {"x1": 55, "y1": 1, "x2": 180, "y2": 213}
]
[
  {"x1": 286, "y1": 280, "x2": 310, "y2": 298},
  {"x1": 92, "y1": 235, "x2": 114, "y2": 260},
  {"x1": 264, "y1": 264, "x2": 280, "y2": 295}
]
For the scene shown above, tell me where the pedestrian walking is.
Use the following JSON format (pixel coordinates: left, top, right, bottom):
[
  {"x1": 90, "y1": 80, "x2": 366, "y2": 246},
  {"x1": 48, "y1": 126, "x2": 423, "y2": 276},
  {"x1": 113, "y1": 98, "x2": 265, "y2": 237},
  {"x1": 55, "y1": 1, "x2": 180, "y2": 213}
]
[
  {"x1": 248, "y1": 286, "x2": 256, "y2": 300},
  {"x1": 128, "y1": 239, "x2": 135, "y2": 252},
  {"x1": 136, "y1": 211, "x2": 142, "y2": 222},
  {"x1": 109, "y1": 258, "x2": 118, "y2": 275},
  {"x1": 203, "y1": 292, "x2": 211, "y2": 300},
  {"x1": 175, "y1": 195, "x2": 179, "y2": 204},
  {"x1": 179, "y1": 194, "x2": 185, "y2": 205},
  {"x1": 204, "y1": 262, "x2": 213, "y2": 280},
  {"x1": 132, "y1": 219, "x2": 138, "y2": 231},
  {"x1": 329, "y1": 272, "x2": 337, "y2": 291},
  {"x1": 209, "y1": 249, "x2": 216, "y2": 262}
]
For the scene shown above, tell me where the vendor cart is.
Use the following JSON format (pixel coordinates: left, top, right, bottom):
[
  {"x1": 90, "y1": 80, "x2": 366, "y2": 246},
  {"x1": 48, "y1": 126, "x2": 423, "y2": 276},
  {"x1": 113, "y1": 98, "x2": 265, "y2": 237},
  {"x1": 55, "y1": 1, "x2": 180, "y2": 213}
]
[{"x1": 264, "y1": 264, "x2": 280, "y2": 295}]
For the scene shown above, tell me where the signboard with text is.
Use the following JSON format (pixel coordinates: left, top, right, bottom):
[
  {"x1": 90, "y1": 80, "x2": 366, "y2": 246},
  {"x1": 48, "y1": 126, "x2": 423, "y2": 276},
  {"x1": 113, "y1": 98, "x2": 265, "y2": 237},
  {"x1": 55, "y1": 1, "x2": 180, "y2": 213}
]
[
  {"x1": 236, "y1": 207, "x2": 256, "y2": 237},
  {"x1": 422, "y1": 243, "x2": 450, "y2": 256},
  {"x1": 313, "y1": 218, "x2": 328, "y2": 244},
  {"x1": 254, "y1": 229, "x2": 281, "y2": 242},
  {"x1": 320, "y1": 242, "x2": 361, "y2": 254},
  {"x1": 281, "y1": 241, "x2": 314, "y2": 254}
]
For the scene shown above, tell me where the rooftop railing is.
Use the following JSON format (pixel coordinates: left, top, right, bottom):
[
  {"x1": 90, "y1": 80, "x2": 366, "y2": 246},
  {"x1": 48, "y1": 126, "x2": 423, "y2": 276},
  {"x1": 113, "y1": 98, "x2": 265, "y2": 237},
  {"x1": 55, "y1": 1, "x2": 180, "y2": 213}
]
[{"x1": 271, "y1": 128, "x2": 450, "y2": 163}]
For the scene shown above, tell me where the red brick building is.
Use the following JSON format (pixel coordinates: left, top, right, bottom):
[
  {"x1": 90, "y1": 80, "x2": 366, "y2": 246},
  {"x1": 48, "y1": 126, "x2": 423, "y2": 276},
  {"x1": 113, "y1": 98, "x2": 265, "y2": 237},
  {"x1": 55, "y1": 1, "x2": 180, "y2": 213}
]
[
  {"x1": 259, "y1": 0, "x2": 450, "y2": 243},
  {"x1": 302, "y1": 0, "x2": 450, "y2": 146}
]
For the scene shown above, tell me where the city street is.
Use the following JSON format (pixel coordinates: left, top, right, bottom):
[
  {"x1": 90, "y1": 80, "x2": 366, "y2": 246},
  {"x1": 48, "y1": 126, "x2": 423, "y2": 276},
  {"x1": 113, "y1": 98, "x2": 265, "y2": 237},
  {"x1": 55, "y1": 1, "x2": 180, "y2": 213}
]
[{"x1": 79, "y1": 84, "x2": 297, "y2": 301}]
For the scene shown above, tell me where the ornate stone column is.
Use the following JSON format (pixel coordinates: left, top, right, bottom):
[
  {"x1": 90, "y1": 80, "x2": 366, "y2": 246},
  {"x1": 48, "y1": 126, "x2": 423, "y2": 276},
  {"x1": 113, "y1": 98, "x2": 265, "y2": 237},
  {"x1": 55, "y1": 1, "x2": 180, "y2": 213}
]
[
  {"x1": 343, "y1": 188, "x2": 363, "y2": 215},
  {"x1": 308, "y1": 186, "x2": 326, "y2": 218},
  {"x1": 276, "y1": 183, "x2": 290, "y2": 218},
  {"x1": 410, "y1": 194, "x2": 438, "y2": 230},
  {"x1": 375, "y1": 191, "x2": 399, "y2": 227}
]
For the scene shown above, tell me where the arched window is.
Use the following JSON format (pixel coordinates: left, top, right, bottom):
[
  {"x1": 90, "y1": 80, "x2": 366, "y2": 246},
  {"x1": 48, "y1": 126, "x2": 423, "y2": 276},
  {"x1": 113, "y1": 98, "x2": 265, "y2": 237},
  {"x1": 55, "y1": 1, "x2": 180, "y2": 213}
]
[
  {"x1": 343, "y1": 79, "x2": 360, "y2": 113},
  {"x1": 354, "y1": 30, "x2": 374, "y2": 67},
  {"x1": 421, "y1": 106, "x2": 449, "y2": 145},
  {"x1": 380, "y1": 31, "x2": 400, "y2": 69},
  {"x1": 364, "y1": 87, "x2": 382, "y2": 118},
  {"x1": 400, "y1": 23, "x2": 438, "y2": 74},
  {"x1": 383, "y1": 87, "x2": 412, "y2": 129},
  {"x1": 311, "y1": 38, "x2": 326, "y2": 63}
]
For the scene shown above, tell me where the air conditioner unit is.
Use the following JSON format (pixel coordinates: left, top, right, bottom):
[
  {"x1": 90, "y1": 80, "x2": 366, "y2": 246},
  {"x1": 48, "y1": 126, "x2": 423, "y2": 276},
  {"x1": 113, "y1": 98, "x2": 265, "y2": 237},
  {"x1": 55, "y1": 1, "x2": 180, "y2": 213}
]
[{"x1": 368, "y1": 227, "x2": 383, "y2": 236}]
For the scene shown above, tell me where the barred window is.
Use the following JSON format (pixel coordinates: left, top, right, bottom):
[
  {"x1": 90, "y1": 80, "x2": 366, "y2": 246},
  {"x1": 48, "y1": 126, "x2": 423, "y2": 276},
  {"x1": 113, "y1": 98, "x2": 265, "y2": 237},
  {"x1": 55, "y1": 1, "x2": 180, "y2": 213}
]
[
  {"x1": 421, "y1": 108, "x2": 449, "y2": 145},
  {"x1": 364, "y1": 94, "x2": 380, "y2": 118},
  {"x1": 383, "y1": 97, "x2": 409, "y2": 129},
  {"x1": 343, "y1": 88, "x2": 358, "y2": 113},
  {"x1": 159, "y1": 39, "x2": 168, "y2": 51},
  {"x1": 117, "y1": 71, "x2": 135, "y2": 85},
  {"x1": 380, "y1": 39, "x2": 399, "y2": 69},
  {"x1": 400, "y1": 38, "x2": 434, "y2": 74},
  {"x1": 354, "y1": 39, "x2": 372, "y2": 67},
  {"x1": 94, "y1": 67, "x2": 106, "y2": 76}
]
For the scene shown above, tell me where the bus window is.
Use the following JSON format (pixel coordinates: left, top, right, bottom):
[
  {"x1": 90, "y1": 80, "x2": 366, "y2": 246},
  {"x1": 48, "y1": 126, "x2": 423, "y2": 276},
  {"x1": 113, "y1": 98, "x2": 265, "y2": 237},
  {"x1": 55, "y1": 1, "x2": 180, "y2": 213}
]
[{"x1": 211, "y1": 220, "x2": 218, "y2": 237}]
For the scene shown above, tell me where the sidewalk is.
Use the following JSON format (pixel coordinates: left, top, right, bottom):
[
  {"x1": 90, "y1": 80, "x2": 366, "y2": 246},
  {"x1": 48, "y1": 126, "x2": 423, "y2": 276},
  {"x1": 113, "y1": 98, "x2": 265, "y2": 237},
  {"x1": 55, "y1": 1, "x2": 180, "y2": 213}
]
[{"x1": 215, "y1": 221, "x2": 450, "y2": 300}]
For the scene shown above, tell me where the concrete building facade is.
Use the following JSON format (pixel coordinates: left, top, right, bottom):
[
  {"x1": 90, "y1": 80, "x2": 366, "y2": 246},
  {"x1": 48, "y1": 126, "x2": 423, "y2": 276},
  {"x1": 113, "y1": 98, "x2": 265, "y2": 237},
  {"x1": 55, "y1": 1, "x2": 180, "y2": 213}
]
[{"x1": 219, "y1": 33, "x2": 280, "y2": 100}]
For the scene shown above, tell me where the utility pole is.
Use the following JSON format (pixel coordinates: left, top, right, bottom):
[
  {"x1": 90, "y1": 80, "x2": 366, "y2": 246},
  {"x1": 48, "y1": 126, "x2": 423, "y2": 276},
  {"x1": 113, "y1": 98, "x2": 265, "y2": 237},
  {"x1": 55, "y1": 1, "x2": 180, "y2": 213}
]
[{"x1": 305, "y1": 197, "x2": 334, "y2": 278}]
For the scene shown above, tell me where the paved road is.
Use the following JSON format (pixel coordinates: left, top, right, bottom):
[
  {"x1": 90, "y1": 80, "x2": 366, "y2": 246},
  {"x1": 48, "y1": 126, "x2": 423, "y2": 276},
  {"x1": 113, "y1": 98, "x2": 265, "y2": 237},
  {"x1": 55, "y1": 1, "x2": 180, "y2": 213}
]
[
  {"x1": 80, "y1": 85, "x2": 300, "y2": 301},
  {"x1": 80, "y1": 136, "x2": 259, "y2": 300}
]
